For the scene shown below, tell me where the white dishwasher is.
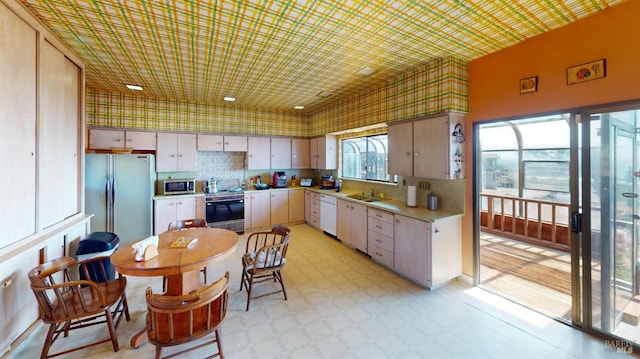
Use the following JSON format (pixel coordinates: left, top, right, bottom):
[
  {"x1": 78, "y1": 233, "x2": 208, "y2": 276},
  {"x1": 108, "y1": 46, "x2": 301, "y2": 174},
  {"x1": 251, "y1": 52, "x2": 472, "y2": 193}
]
[{"x1": 319, "y1": 194, "x2": 337, "y2": 236}]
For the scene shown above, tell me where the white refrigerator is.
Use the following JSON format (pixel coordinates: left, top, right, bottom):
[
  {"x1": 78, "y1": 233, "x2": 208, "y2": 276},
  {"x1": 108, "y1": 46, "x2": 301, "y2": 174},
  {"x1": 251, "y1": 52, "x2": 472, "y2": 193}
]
[{"x1": 85, "y1": 154, "x2": 156, "y2": 246}]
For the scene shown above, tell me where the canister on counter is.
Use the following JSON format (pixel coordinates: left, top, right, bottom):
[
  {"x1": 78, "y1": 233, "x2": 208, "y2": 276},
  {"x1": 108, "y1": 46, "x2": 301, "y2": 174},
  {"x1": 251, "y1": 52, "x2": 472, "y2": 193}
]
[{"x1": 427, "y1": 192, "x2": 438, "y2": 211}]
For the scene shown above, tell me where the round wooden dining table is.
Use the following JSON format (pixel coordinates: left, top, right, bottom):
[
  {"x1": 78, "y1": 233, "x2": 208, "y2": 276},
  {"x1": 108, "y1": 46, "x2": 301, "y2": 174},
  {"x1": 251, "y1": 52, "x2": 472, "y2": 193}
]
[{"x1": 111, "y1": 227, "x2": 238, "y2": 348}]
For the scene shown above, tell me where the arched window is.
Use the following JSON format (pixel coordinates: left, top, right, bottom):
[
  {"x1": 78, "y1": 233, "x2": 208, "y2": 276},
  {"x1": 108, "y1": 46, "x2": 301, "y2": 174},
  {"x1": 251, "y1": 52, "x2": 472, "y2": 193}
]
[{"x1": 342, "y1": 134, "x2": 391, "y2": 182}]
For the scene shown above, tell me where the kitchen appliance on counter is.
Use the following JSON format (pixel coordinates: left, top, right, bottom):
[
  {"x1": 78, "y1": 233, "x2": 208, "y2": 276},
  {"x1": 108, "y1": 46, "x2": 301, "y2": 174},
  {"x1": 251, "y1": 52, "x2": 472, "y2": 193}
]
[
  {"x1": 85, "y1": 154, "x2": 155, "y2": 246},
  {"x1": 300, "y1": 178, "x2": 313, "y2": 187},
  {"x1": 272, "y1": 171, "x2": 287, "y2": 188},
  {"x1": 162, "y1": 178, "x2": 195, "y2": 195},
  {"x1": 320, "y1": 174, "x2": 335, "y2": 189},
  {"x1": 205, "y1": 178, "x2": 221, "y2": 194}
]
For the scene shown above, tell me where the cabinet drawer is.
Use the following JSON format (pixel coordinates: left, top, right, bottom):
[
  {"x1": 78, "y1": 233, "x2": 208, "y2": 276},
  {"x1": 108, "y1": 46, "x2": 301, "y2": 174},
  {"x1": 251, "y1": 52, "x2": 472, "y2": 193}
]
[
  {"x1": 369, "y1": 244, "x2": 394, "y2": 268},
  {"x1": 368, "y1": 217, "x2": 394, "y2": 238},
  {"x1": 368, "y1": 230, "x2": 394, "y2": 253},
  {"x1": 368, "y1": 208, "x2": 394, "y2": 224}
]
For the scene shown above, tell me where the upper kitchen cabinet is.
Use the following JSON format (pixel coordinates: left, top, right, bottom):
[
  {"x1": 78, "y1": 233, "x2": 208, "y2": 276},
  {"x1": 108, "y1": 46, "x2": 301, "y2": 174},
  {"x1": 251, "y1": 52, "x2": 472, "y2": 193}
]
[
  {"x1": 125, "y1": 130, "x2": 156, "y2": 150},
  {"x1": 388, "y1": 113, "x2": 465, "y2": 180},
  {"x1": 89, "y1": 128, "x2": 156, "y2": 150},
  {"x1": 39, "y1": 41, "x2": 82, "y2": 228},
  {"x1": 197, "y1": 134, "x2": 223, "y2": 151},
  {"x1": 1, "y1": 1, "x2": 37, "y2": 243},
  {"x1": 291, "y1": 138, "x2": 310, "y2": 169},
  {"x1": 247, "y1": 136, "x2": 271, "y2": 170},
  {"x1": 156, "y1": 133, "x2": 197, "y2": 172},
  {"x1": 223, "y1": 135, "x2": 247, "y2": 151},
  {"x1": 387, "y1": 121, "x2": 413, "y2": 177},
  {"x1": 271, "y1": 137, "x2": 291, "y2": 169},
  {"x1": 197, "y1": 134, "x2": 248, "y2": 152},
  {"x1": 310, "y1": 135, "x2": 337, "y2": 170}
]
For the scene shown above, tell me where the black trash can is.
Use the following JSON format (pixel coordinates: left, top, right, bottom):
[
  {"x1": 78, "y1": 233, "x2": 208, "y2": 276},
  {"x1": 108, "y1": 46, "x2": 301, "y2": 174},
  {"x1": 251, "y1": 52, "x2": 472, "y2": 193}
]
[{"x1": 76, "y1": 232, "x2": 120, "y2": 283}]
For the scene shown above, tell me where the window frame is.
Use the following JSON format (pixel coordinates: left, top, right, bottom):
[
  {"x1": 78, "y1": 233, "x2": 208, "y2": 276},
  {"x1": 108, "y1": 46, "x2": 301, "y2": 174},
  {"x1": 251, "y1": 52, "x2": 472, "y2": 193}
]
[{"x1": 340, "y1": 133, "x2": 395, "y2": 183}]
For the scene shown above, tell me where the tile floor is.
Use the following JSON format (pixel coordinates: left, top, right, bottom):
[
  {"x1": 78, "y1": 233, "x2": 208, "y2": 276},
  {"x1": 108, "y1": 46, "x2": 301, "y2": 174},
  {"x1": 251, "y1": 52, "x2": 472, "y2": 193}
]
[{"x1": 5, "y1": 224, "x2": 628, "y2": 358}]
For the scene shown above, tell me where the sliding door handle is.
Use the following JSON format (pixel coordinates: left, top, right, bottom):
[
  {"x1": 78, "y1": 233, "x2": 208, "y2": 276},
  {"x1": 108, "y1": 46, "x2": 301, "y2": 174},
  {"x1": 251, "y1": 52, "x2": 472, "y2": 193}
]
[{"x1": 571, "y1": 212, "x2": 582, "y2": 234}]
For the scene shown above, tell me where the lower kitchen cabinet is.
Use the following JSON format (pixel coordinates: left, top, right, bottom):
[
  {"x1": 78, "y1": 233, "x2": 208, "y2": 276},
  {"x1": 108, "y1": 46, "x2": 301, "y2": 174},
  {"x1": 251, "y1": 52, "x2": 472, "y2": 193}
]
[
  {"x1": 154, "y1": 196, "x2": 197, "y2": 235},
  {"x1": 305, "y1": 190, "x2": 320, "y2": 229},
  {"x1": 394, "y1": 214, "x2": 461, "y2": 289},
  {"x1": 288, "y1": 189, "x2": 305, "y2": 223},
  {"x1": 367, "y1": 208, "x2": 395, "y2": 268},
  {"x1": 248, "y1": 190, "x2": 270, "y2": 229},
  {"x1": 270, "y1": 190, "x2": 289, "y2": 225},
  {"x1": 337, "y1": 199, "x2": 367, "y2": 252}
]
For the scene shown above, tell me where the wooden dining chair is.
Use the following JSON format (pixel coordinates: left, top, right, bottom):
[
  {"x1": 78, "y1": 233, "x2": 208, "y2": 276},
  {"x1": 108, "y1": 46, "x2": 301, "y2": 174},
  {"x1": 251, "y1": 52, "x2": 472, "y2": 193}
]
[
  {"x1": 164, "y1": 218, "x2": 208, "y2": 292},
  {"x1": 146, "y1": 272, "x2": 229, "y2": 359},
  {"x1": 239, "y1": 225, "x2": 291, "y2": 311},
  {"x1": 167, "y1": 218, "x2": 207, "y2": 231},
  {"x1": 28, "y1": 256, "x2": 130, "y2": 359}
]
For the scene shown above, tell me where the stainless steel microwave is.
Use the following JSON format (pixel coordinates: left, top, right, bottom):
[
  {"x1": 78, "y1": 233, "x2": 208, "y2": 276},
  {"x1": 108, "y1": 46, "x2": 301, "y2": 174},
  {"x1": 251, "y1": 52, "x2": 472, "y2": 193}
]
[{"x1": 162, "y1": 179, "x2": 196, "y2": 195}]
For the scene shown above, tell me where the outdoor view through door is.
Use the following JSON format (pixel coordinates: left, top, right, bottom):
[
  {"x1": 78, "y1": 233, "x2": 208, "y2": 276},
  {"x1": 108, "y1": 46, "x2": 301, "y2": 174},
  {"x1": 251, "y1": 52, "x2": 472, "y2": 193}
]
[
  {"x1": 588, "y1": 109, "x2": 640, "y2": 345},
  {"x1": 477, "y1": 107, "x2": 640, "y2": 349},
  {"x1": 478, "y1": 115, "x2": 572, "y2": 322}
]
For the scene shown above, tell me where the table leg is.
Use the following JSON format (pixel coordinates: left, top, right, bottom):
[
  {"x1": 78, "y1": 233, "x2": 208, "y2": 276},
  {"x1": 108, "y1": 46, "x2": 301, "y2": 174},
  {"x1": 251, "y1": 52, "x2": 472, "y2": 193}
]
[{"x1": 131, "y1": 329, "x2": 148, "y2": 349}]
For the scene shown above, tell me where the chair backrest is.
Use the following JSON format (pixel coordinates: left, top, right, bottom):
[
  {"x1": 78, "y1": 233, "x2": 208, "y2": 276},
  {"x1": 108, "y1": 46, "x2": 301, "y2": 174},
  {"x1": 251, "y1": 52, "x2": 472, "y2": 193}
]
[
  {"x1": 28, "y1": 256, "x2": 111, "y2": 322},
  {"x1": 244, "y1": 225, "x2": 291, "y2": 254},
  {"x1": 146, "y1": 272, "x2": 229, "y2": 346},
  {"x1": 168, "y1": 218, "x2": 207, "y2": 231}
]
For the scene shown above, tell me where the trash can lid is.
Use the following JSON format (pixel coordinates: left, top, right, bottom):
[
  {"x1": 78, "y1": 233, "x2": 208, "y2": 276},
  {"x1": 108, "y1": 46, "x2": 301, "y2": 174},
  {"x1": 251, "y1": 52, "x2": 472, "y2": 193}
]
[{"x1": 76, "y1": 232, "x2": 120, "y2": 254}]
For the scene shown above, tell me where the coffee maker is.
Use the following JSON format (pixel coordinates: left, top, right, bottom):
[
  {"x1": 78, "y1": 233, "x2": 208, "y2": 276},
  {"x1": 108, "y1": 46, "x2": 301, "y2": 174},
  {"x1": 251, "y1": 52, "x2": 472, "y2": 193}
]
[{"x1": 272, "y1": 171, "x2": 287, "y2": 188}]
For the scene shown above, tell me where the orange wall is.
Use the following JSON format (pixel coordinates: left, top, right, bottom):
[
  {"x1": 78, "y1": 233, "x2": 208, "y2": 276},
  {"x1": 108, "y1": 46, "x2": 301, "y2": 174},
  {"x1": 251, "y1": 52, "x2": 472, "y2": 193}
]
[{"x1": 461, "y1": 0, "x2": 640, "y2": 276}]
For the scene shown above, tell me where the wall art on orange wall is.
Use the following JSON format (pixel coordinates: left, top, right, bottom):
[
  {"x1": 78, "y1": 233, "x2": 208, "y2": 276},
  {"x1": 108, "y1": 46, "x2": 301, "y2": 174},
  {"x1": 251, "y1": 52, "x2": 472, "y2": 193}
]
[
  {"x1": 567, "y1": 59, "x2": 606, "y2": 85},
  {"x1": 520, "y1": 76, "x2": 538, "y2": 94}
]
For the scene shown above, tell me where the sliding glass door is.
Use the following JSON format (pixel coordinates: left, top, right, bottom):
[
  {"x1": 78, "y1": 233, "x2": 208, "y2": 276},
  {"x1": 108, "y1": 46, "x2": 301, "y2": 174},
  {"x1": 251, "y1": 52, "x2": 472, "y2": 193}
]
[
  {"x1": 584, "y1": 109, "x2": 640, "y2": 347},
  {"x1": 476, "y1": 105, "x2": 640, "y2": 350}
]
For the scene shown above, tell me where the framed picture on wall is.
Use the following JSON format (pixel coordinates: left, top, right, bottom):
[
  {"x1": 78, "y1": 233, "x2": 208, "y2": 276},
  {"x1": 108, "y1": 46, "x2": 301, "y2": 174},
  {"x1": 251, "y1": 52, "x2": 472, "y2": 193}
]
[
  {"x1": 567, "y1": 59, "x2": 606, "y2": 85},
  {"x1": 520, "y1": 76, "x2": 538, "y2": 94}
]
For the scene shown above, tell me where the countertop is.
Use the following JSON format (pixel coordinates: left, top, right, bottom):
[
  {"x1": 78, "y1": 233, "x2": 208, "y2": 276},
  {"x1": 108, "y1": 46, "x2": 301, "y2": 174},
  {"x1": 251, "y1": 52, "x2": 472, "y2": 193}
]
[
  {"x1": 153, "y1": 186, "x2": 463, "y2": 223},
  {"x1": 153, "y1": 192, "x2": 205, "y2": 200},
  {"x1": 302, "y1": 187, "x2": 463, "y2": 223}
]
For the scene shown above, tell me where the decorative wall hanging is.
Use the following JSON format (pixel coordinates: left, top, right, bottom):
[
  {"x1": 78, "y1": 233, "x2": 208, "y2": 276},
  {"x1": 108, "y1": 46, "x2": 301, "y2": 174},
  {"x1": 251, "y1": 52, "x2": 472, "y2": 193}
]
[
  {"x1": 520, "y1": 76, "x2": 538, "y2": 94},
  {"x1": 451, "y1": 123, "x2": 465, "y2": 144},
  {"x1": 567, "y1": 59, "x2": 606, "y2": 85}
]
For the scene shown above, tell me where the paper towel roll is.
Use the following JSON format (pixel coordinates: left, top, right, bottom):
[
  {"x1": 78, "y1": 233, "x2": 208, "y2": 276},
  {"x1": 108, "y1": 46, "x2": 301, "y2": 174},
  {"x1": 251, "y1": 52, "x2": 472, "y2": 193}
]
[{"x1": 407, "y1": 185, "x2": 417, "y2": 207}]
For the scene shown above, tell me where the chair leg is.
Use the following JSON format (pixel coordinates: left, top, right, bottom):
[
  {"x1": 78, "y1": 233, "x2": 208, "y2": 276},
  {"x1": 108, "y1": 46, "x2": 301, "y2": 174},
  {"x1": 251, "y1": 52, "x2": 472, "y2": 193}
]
[
  {"x1": 40, "y1": 323, "x2": 57, "y2": 359},
  {"x1": 239, "y1": 268, "x2": 245, "y2": 291},
  {"x1": 123, "y1": 294, "x2": 131, "y2": 321},
  {"x1": 245, "y1": 275, "x2": 255, "y2": 311},
  {"x1": 276, "y1": 270, "x2": 288, "y2": 300},
  {"x1": 155, "y1": 345, "x2": 162, "y2": 359},
  {"x1": 104, "y1": 308, "x2": 120, "y2": 352},
  {"x1": 215, "y1": 327, "x2": 224, "y2": 359}
]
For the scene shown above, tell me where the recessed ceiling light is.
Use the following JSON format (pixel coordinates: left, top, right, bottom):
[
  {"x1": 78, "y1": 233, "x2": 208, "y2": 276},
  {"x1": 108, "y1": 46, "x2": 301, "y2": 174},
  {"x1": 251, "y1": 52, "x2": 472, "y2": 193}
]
[
  {"x1": 357, "y1": 67, "x2": 375, "y2": 76},
  {"x1": 316, "y1": 91, "x2": 333, "y2": 98},
  {"x1": 293, "y1": 105, "x2": 305, "y2": 110},
  {"x1": 223, "y1": 96, "x2": 236, "y2": 102},
  {"x1": 125, "y1": 84, "x2": 143, "y2": 91}
]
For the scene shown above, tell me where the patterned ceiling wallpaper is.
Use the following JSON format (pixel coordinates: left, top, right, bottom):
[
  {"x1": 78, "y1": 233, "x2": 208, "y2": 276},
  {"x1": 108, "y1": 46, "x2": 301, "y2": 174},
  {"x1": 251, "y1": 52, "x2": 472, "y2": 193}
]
[{"x1": 87, "y1": 56, "x2": 468, "y2": 137}]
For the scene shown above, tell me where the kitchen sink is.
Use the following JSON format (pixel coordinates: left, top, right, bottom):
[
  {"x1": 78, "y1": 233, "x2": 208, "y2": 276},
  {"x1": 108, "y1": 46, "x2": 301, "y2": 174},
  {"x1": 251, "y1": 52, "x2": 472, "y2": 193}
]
[{"x1": 346, "y1": 193, "x2": 382, "y2": 202}]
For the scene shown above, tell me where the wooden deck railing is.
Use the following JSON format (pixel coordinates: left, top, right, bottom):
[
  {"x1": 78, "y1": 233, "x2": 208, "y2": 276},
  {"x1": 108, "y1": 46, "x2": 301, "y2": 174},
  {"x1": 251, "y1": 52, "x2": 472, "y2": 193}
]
[{"x1": 480, "y1": 193, "x2": 571, "y2": 252}]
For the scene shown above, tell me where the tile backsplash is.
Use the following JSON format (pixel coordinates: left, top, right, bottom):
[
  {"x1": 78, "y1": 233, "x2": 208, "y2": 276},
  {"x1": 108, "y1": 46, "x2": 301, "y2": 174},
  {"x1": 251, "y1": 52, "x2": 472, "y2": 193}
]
[{"x1": 197, "y1": 151, "x2": 246, "y2": 181}]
